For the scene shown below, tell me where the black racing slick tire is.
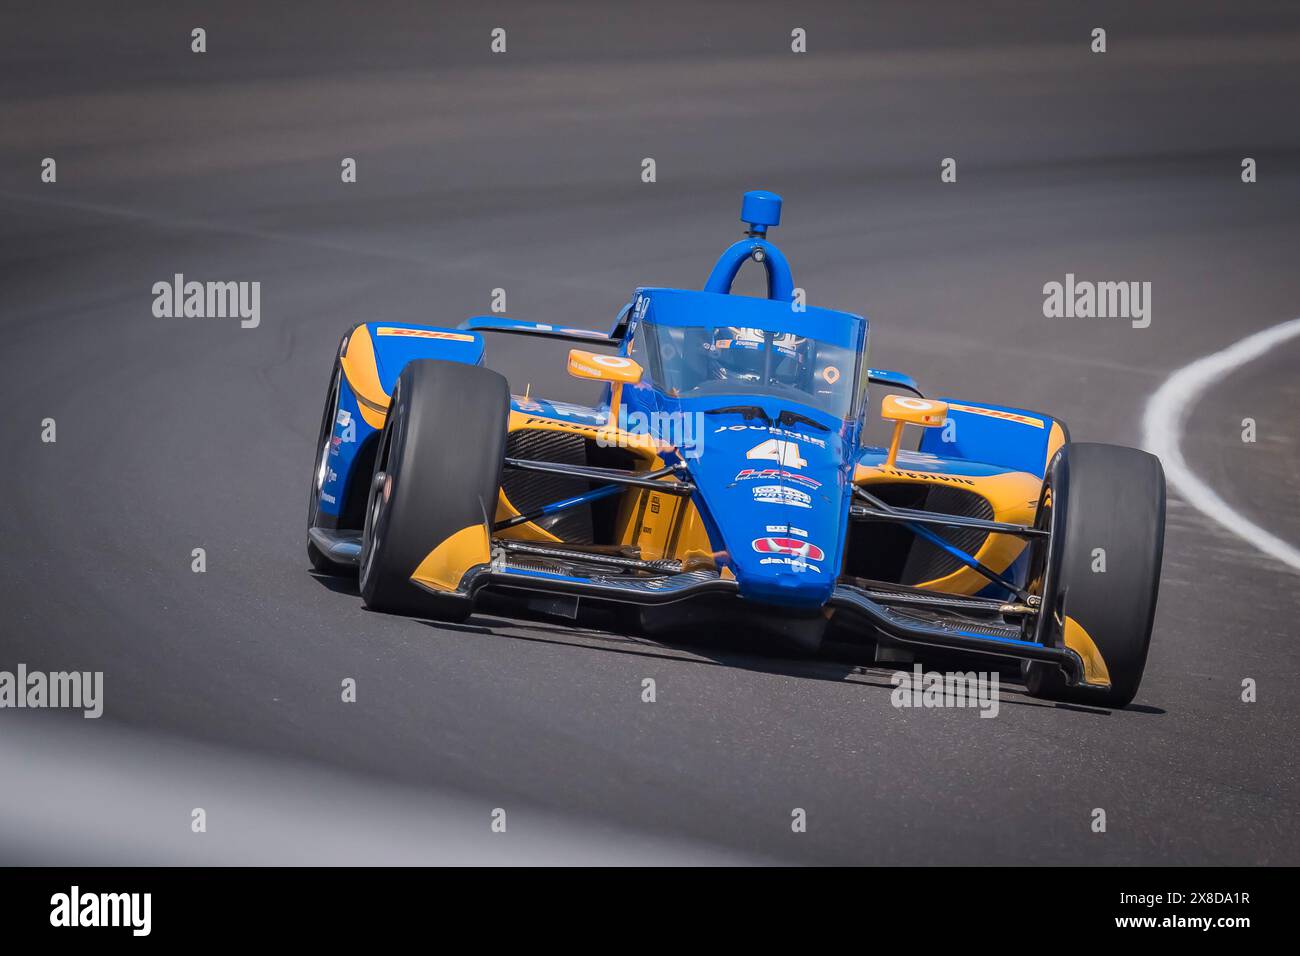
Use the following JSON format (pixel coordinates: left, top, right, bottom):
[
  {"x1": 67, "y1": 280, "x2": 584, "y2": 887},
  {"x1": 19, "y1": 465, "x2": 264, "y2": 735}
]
[
  {"x1": 1025, "y1": 442, "x2": 1166, "y2": 709},
  {"x1": 359, "y1": 359, "x2": 509, "y2": 620}
]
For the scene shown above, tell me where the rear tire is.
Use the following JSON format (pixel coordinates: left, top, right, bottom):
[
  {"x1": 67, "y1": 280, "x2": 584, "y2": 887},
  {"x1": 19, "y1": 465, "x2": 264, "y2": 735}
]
[
  {"x1": 1025, "y1": 442, "x2": 1166, "y2": 708},
  {"x1": 359, "y1": 359, "x2": 509, "y2": 619}
]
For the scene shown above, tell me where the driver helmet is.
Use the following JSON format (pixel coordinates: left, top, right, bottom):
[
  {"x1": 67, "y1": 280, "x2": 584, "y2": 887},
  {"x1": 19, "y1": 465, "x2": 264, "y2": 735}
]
[{"x1": 709, "y1": 327, "x2": 808, "y2": 386}]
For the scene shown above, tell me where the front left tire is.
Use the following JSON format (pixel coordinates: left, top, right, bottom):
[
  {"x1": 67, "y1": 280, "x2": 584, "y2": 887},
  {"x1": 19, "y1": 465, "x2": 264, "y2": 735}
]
[{"x1": 359, "y1": 359, "x2": 509, "y2": 619}]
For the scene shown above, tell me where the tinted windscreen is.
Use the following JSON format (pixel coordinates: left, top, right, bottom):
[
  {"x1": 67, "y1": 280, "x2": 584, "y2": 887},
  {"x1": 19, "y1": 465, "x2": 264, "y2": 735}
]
[{"x1": 642, "y1": 321, "x2": 860, "y2": 419}]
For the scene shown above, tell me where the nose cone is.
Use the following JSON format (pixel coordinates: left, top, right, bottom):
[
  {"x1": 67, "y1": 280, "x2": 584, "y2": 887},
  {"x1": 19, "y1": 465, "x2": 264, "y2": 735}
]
[{"x1": 688, "y1": 410, "x2": 849, "y2": 608}]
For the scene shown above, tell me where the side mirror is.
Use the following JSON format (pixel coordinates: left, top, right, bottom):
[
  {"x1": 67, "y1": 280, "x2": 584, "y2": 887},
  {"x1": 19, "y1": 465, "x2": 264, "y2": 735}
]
[
  {"x1": 566, "y1": 349, "x2": 642, "y2": 384},
  {"x1": 567, "y1": 350, "x2": 642, "y2": 429},
  {"x1": 880, "y1": 394, "x2": 949, "y2": 468}
]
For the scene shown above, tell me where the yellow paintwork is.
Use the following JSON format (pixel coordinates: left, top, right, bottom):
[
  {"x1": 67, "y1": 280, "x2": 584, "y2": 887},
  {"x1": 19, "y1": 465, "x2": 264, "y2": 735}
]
[
  {"x1": 880, "y1": 395, "x2": 949, "y2": 469},
  {"x1": 611, "y1": 486, "x2": 713, "y2": 561},
  {"x1": 853, "y1": 461, "x2": 1041, "y2": 595},
  {"x1": 1063, "y1": 615, "x2": 1112, "y2": 687},
  {"x1": 493, "y1": 487, "x2": 563, "y2": 543},
  {"x1": 505, "y1": 410, "x2": 666, "y2": 457},
  {"x1": 494, "y1": 411, "x2": 718, "y2": 565},
  {"x1": 881, "y1": 394, "x2": 949, "y2": 427},
  {"x1": 410, "y1": 522, "x2": 491, "y2": 593},
  {"x1": 1045, "y1": 420, "x2": 1067, "y2": 471},
  {"x1": 566, "y1": 350, "x2": 643, "y2": 384},
  {"x1": 338, "y1": 325, "x2": 390, "y2": 429}
]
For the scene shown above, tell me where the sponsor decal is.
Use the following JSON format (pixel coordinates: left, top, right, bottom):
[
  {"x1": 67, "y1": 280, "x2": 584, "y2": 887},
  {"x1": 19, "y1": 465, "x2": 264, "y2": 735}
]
[
  {"x1": 331, "y1": 408, "x2": 357, "y2": 455},
  {"x1": 631, "y1": 293, "x2": 650, "y2": 324},
  {"x1": 548, "y1": 400, "x2": 605, "y2": 419},
  {"x1": 875, "y1": 468, "x2": 976, "y2": 486},
  {"x1": 375, "y1": 327, "x2": 476, "y2": 342},
  {"x1": 714, "y1": 424, "x2": 826, "y2": 448},
  {"x1": 735, "y1": 468, "x2": 821, "y2": 489},
  {"x1": 523, "y1": 417, "x2": 597, "y2": 434},
  {"x1": 946, "y1": 403, "x2": 1044, "y2": 429},
  {"x1": 321, "y1": 492, "x2": 337, "y2": 505},
  {"x1": 894, "y1": 396, "x2": 938, "y2": 412},
  {"x1": 766, "y1": 524, "x2": 807, "y2": 537},
  {"x1": 759, "y1": 556, "x2": 821, "y2": 573},
  {"x1": 752, "y1": 536, "x2": 825, "y2": 561},
  {"x1": 752, "y1": 484, "x2": 812, "y2": 508},
  {"x1": 746, "y1": 438, "x2": 807, "y2": 467},
  {"x1": 569, "y1": 349, "x2": 640, "y2": 383}
]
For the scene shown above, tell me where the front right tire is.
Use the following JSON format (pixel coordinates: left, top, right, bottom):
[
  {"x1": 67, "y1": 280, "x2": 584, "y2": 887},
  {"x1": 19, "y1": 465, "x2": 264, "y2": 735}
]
[{"x1": 1025, "y1": 442, "x2": 1166, "y2": 708}]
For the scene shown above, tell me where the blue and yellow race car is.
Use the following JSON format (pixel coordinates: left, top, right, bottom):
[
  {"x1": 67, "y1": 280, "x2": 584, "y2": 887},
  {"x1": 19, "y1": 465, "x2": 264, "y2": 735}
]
[{"x1": 307, "y1": 191, "x2": 1166, "y2": 708}]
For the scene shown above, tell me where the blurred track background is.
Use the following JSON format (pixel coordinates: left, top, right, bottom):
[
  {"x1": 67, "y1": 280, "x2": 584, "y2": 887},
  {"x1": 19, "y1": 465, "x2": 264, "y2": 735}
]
[{"x1": 0, "y1": 1, "x2": 1297, "y2": 863}]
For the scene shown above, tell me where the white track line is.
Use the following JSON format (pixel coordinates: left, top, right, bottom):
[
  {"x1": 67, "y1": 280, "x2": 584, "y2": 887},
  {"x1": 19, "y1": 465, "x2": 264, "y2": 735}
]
[{"x1": 1141, "y1": 317, "x2": 1300, "y2": 573}]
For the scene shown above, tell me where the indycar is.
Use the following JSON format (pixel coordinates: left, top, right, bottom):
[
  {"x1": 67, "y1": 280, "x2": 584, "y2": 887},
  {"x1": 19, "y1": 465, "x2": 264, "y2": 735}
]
[{"x1": 308, "y1": 191, "x2": 1166, "y2": 708}]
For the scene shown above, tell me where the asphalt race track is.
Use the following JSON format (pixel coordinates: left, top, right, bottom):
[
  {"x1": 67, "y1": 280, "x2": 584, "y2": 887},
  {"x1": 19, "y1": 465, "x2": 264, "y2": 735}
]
[{"x1": 1, "y1": 1, "x2": 1297, "y2": 864}]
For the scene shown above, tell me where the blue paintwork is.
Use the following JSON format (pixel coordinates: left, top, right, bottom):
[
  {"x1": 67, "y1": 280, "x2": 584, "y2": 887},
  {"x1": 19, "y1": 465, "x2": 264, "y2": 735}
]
[
  {"x1": 954, "y1": 630, "x2": 1044, "y2": 648},
  {"x1": 918, "y1": 398, "x2": 1055, "y2": 477},
  {"x1": 666, "y1": 398, "x2": 852, "y2": 608},
  {"x1": 318, "y1": 373, "x2": 377, "y2": 518},
  {"x1": 511, "y1": 395, "x2": 607, "y2": 425},
  {"x1": 364, "y1": 322, "x2": 485, "y2": 393},
  {"x1": 703, "y1": 191, "x2": 792, "y2": 298},
  {"x1": 856, "y1": 447, "x2": 1019, "y2": 478},
  {"x1": 315, "y1": 191, "x2": 1063, "y2": 647},
  {"x1": 741, "y1": 189, "x2": 782, "y2": 234},
  {"x1": 703, "y1": 239, "x2": 796, "y2": 302},
  {"x1": 537, "y1": 482, "x2": 624, "y2": 517},
  {"x1": 318, "y1": 322, "x2": 482, "y2": 518}
]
